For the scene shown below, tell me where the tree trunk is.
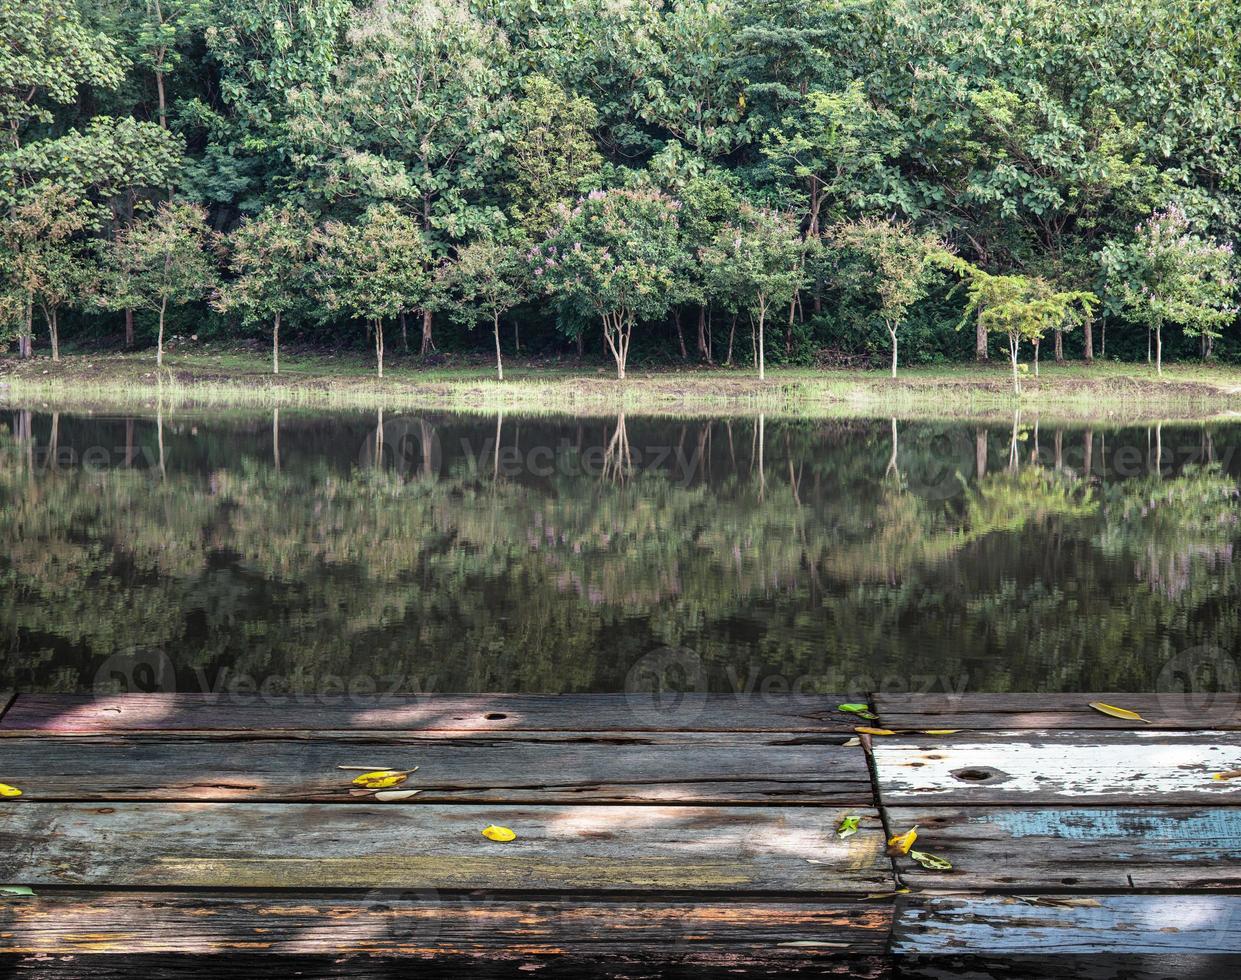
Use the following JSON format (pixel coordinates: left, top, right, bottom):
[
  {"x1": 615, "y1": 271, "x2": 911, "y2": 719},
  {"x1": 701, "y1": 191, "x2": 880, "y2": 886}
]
[
  {"x1": 1033, "y1": 338, "x2": 1040, "y2": 377},
  {"x1": 726, "y1": 314, "x2": 737, "y2": 366},
  {"x1": 20, "y1": 291, "x2": 33, "y2": 358},
  {"x1": 757, "y1": 304, "x2": 766, "y2": 381},
  {"x1": 1147, "y1": 326, "x2": 1152, "y2": 364},
  {"x1": 1155, "y1": 325, "x2": 1162, "y2": 375},
  {"x1": 47, "y1": 306, "x2": 59, "y2": 362},
  {"x1": 976, "y1": 318, "x2": 989, "y2": 361},
  {"x1": 493, "y1": 311, "x2": 504, "y2": 381},
  {"x1": 887, "y1": 321, "x2": 898, "y2": 378},
  {"x1": 697, "y1": 306, "x2": 712, "y2": 363},
  {"x1": 399, "y1": 312, "x2": 408, "y2": 353},
  {"x1": 157, "y1": 298, "x2": 167, "y2": 366},
  {"x1": 272, "y1": 310, "x2": 280, "y2": 374},
  {"x1": 1082, "y1": 315, "x2": 1093, "y2": 363},
  {"x1": 514, "y1": 319, "x2": 520, "y2": 354},
  {"x1": 975, "y1": 428, "x2": 987, "y2": 479},
  {"x1": 156, "y1": 69, "x2": 168, "y2": 130},
  {"x1": 1008, "y1": 332, "x2": 1020, "y2": 395},
  {"x1": 420, "y1": 309, "x2": 434, "y2": 356},
  {"x1": 674, "y1": 309, "x2": 686, "y2": 360},
  {"x1": 1053, "y1": 329, "x2": 1064, "y2": 364},
  {"x1": 375, "y1": 318, "x2": 384, "y2": 378},
  {"x1": 125, "y1": 308, "x2": 135, "y2": 347}
]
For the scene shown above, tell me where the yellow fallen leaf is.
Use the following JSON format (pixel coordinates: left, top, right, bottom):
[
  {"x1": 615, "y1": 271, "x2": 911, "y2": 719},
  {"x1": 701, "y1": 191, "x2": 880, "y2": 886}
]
[
  {"x1": 909, "y1": 850, "x2": 953, "y2": 870},
  {"x1": 374, "y1": 789, "x2": 421, "y2": 802},
  {"x1": 1212, "y1": 770, "x2": 1241, "y2": 781},
  {"x1": 0, "y1": 784, "x2": 21, "y2": 799},
  {"x1": 855, "y1": 727, "x2": 897, "y2": 736},
  {"x1": 887, "y1": 826, "x2": 918, "y2": 856},
  {"x1": 920, "y1": 729, "x2": 961, "y2": 735},
  {"x1": 863, "y1": 888, "x2": 910, "y2": 900},
  {"x1": 1088, "y1": 701, "x2": 1149, "y2": 723},
  {"x1": 352, "y1": 770, "x2": 409, "y2": 789},
  {"x1": 482, "y1": 824, "x2": 516, "y2": 842}
]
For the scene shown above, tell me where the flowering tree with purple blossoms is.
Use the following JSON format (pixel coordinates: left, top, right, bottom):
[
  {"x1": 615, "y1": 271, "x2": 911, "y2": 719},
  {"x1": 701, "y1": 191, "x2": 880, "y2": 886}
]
[
  {"x1": 1101, "y1": 205, "x2": 1237, "y2": 375},
  {"x1": 534, "y1": 188, "x2": 683, "y2": 380}
]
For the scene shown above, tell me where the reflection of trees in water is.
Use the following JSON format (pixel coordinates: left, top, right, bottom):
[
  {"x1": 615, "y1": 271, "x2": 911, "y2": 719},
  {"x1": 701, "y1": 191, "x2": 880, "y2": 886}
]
[{"x1": 1, "y1": 412, "x2": 1238, "y2": 693}]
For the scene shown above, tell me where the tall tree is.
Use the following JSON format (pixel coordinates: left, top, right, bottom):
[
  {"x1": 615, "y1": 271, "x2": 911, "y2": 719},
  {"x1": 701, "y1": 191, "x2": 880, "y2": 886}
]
[
  {"x1": 1101, "y1": 205, "x2": 1237, "y2": 374},
  {"x1": 536, "y1": 189, "x2": 683, "y2": 380},
  {"x1": 102, "y1": 201, "x2": 216, "y2": 366},
  {"x1": 216, "y1": 205, "x2": 317, "y2": 374},
  {"x1": 701, "y1": 205, "x2": 807, "y2": 380},
  {"x1": 0, "y1": 185, "x2": 93, "y2": 361},
  {"x1": 289, "y1": 0, "x2": 510, "y2": 355},
  {"x1": 828, "y1": 218, "x2": 947, "y2": 377},
  {"x1": 503, "y1": 76, "x2": 602, "y2": 235},
  {"x1": 435, "y1": 238, "x2": 527, "y2": 381},
  {"x1": 314, "y1": 203, "x2": 431, "y2": 378}
]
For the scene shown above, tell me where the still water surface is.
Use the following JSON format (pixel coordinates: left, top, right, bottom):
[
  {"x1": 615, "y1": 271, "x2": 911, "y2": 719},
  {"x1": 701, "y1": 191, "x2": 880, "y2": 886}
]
[{"x1": 2, "y1": 409, "x2": 1238, "y2": 695}]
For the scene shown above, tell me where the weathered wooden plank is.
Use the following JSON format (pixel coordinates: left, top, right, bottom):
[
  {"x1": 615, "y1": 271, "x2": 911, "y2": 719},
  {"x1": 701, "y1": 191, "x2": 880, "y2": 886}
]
[
  {"x1": 893, "y1": 893, "x2": 1241, "y2": 954},
  {"x1": 0, "y1": 803, "x2": 890, "y2": 892},
  {"x1": 883, "y1": 806, "x2": 1241, "y2": 890},
  {"x1": 0, "y1": 956, "x2": 891, "y2": 979},
  {"x1": 874, "y1": 693, "x2": 1241, "y2": 730},
  {"x1": 0, "y1": 693, "x2": 852, "y2": 733},
  {"x1": 892, "y1": 894, "x2": 1241, "y2": 979},
  {"x1": 873, "y1": 730, "x2": 1241, "y2": 805},
  {"x1": 0, "y1": 891, "x2": 890, "y2": 980},
  {"x1": 0, "y1": 731, "x2": 871, "y2": 804}
]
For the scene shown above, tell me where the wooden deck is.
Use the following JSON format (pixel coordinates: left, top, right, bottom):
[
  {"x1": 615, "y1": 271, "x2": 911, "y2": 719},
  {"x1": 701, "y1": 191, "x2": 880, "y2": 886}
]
[{"x1": 1, "y1": 691, "x2": 1238, "y2": 977}]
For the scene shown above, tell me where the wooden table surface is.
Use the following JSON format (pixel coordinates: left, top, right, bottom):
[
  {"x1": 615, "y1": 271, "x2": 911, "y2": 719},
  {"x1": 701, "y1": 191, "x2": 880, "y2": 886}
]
[{"x1": 1, "y1": 691, "x2": 1238, "y2": 977}]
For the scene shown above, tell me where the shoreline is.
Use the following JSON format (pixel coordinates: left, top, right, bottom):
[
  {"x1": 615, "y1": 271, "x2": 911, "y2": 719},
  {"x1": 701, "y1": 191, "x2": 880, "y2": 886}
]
[{"x1": 3, "y1": 350, "x2": 1240, "y2": 422}]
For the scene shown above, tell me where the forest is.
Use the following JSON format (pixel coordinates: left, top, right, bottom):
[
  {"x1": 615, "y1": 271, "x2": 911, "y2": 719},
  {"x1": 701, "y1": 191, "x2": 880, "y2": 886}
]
[{"x1": 3, "y1": 0, "x2": 1240, "y2": 387}]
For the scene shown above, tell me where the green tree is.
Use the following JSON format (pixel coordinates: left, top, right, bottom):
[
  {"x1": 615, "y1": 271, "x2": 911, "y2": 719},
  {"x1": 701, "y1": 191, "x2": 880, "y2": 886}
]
[
  {"x1": 536, "y1": 188, "x2": 683, "y2": 380},
  {"x1": 0, "y1": 0, "x2": 124, "y2": 147},
  {"x1": 829, "y1": 218, "x2": 946, "y2": 377},
  {"x1": 289, "y1": 0, "x2": 510, "y2": 355},
  {"x1": 0, "y1": 184, "x2": 93, "y2": 361},
  {"x1": 102, "y1": 201, "x2": 216, "y2": 366},
  {"x1": 701, "y1": 204, "x2": 807, "y2": 380},
  {"x1": 503, "y1": 76, "x2": 602, "y2": 235},
  {"x1": 314, "y1": 203, "x2": 431, "y2": 378},
  {"x1": 435, "y1": 238, "x2": 527, "y2": 381},
  {"x1": 1101, "y1": 205, "x2": 1237, "y2": 374},
  {"x1": 216, "y1": 205, "x2": 317, "y2": 374},
  {"x1": 951, "y1": 262, "x2": 1097, "y2": 394}
]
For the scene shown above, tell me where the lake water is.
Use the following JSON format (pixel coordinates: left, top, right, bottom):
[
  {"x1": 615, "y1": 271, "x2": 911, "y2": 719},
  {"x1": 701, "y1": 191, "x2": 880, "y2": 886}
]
[{"x1": 2, "y1": 408, "x2": 1238, "y2": 697}]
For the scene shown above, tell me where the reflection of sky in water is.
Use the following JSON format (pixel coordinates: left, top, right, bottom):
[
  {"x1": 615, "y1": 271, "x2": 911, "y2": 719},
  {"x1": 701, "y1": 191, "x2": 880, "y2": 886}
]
[{"x1": 1, "y1": 410, "x2": 1238, "y2": 694}]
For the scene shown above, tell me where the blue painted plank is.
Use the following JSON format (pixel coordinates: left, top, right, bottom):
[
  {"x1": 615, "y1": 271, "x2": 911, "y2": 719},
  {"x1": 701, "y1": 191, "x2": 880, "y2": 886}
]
[{"x1": 884, "y1": 807, "x2": 1241, "y2": 889}]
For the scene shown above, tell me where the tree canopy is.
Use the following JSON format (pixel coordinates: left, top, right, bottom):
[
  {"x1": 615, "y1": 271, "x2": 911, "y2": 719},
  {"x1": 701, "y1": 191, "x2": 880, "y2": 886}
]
[{"x1": 1, "y1": 0, "x2": 1238, "y2": 373}]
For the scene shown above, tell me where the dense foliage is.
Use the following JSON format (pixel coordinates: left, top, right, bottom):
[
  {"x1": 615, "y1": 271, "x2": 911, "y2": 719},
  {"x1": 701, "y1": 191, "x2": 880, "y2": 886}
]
[{"x1": 2, "y1": 0, "x2": 1240, "y2": 372}]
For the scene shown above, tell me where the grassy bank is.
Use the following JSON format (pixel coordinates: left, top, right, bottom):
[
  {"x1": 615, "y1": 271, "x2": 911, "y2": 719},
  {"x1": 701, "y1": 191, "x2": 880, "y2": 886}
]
[{"x1": 3, "y1": 348, "x2": 1240, "y2": 421}]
